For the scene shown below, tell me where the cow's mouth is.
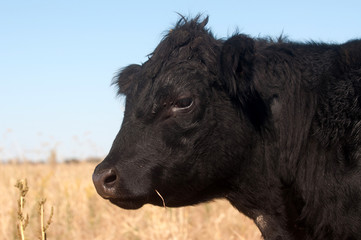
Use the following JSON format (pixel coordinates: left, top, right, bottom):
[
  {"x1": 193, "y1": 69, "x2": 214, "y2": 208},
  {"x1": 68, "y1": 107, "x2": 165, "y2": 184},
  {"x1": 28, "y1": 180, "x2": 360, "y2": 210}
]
[
  {"x1": 107, "y1": 190, "x2": 169, "y2": 209},
  {"x1": 108, "y1": 198, "x2": 145, "y2": 210}
]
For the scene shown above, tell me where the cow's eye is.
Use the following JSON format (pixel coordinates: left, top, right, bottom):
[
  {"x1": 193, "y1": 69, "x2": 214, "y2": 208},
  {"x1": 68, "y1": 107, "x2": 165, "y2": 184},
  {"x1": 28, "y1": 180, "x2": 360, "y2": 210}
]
[{"x1": 173, "y1": 97, "x2": 193, "y2": 110}]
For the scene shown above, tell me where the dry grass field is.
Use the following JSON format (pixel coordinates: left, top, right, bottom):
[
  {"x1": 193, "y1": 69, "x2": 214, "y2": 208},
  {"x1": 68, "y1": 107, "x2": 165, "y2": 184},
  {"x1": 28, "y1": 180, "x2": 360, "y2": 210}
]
[{"x1": 0, "y1": 162, "x2": 261, "y2": 240}]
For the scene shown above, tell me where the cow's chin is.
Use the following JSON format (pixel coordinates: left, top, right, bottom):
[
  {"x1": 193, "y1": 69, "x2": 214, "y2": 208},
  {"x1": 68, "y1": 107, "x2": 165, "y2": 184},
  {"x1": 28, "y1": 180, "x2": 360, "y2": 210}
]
[{"x1": 109, "y1": 198, "x2": 145, "y2": 210}]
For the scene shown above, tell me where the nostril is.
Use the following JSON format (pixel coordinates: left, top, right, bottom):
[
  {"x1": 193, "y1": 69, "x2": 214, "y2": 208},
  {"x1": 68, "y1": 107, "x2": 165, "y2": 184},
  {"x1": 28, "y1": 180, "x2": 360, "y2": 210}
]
[
  {"x1": 104, "y1": 169, "x2": 117, "y2": 185},
  {"x1": 92, "y1": 168, "x2": 119, "y2": 198}
]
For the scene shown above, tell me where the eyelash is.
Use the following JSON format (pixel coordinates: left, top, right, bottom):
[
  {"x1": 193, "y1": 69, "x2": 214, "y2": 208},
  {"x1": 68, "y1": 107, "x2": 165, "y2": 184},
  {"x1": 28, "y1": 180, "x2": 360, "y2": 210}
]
[
  {"x1": 151, "y1": 97, "x2": 194, "y2": 115},
  {"x1": 173, "y1": 97, "x2": 193, "y2": 109}
]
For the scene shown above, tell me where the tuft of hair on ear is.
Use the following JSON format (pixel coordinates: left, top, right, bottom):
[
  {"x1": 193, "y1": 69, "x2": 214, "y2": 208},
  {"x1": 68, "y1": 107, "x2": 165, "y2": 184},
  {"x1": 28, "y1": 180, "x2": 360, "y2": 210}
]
[
  {"x1": 220, "y1": 34, "x2": 268, "y2": 128},
  {"x1": 220, "y1": 34, "x2": 255, "y2": 97},
  {"x1": 112, "y1": 64, "x2": 141, "y2": 96}
]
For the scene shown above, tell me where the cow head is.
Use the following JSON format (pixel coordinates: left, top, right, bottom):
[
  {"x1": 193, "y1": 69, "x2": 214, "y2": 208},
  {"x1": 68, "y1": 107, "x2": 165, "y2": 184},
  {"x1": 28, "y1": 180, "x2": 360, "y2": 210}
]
[{"x1": 93, "y1": 16, "x2": 264, "y2": 209}]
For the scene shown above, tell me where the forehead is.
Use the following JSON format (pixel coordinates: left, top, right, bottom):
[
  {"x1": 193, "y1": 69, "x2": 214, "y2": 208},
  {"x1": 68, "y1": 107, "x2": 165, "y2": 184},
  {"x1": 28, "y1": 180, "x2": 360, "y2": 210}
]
[
  {"x1": 138, "y1": 49, "x2": 219, "y2": 97},
  {"x1": 137, "y1": 62, "x2": 207, "y2": 99},
  {"x1": 124, "y1": 18, "x2": 221, "y2": 101},
  {"x1": 141, "y1": 23, "x2": 220, "y2": 79}
]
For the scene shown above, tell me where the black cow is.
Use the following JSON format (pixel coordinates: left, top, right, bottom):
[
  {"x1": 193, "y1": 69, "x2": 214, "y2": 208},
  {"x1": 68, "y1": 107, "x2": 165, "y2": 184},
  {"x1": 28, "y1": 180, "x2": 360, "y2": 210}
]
[{"x1": 93, "y1": 16, "x2": 361, "y2": 239}]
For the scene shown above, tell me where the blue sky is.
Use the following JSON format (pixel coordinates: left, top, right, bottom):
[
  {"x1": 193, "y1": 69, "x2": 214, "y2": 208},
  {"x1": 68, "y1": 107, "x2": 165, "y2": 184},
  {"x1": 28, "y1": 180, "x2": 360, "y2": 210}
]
[{"x1": 1, "y1": 0, "x2": 360, "y2": 161}]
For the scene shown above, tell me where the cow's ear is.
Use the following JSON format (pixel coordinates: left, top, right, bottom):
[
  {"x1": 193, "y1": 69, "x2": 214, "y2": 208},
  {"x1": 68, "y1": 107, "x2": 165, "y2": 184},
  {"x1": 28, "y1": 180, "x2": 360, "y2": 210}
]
[
  {"x1": 220, "y1": 35, "x2": 268, "y2": 128},
  {"x1": 220, "y1": 34, "x2": 255, "y2": 98},
  {"x1": 113, "y1": 64, "x2": 141, "y2": 96}
]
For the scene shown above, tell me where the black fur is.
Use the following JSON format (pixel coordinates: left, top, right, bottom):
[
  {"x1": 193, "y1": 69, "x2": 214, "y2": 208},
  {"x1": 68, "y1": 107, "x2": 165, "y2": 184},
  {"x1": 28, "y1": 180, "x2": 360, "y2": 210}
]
[{"x1": 93, "y1": 16, "x2": 361, "y2": 240}]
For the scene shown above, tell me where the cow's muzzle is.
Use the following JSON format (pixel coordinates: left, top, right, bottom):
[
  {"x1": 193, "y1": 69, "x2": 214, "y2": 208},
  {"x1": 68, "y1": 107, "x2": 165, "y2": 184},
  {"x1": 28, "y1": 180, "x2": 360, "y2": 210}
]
[{"x1": 92, "y1": 166, "x2": 119, "y2": 199}]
